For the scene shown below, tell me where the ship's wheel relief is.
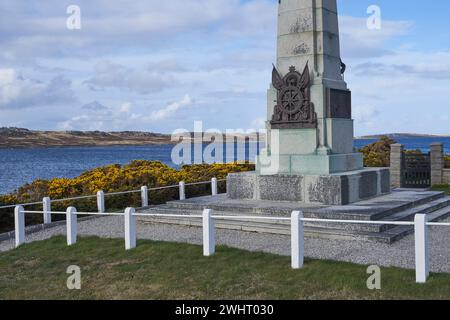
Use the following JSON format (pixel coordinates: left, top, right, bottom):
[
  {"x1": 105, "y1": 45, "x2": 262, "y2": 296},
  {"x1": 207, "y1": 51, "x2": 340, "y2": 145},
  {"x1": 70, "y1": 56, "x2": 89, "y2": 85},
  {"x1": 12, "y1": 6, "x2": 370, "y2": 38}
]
[{"x1": 271, "y1": 64, "x2": 317, "y2": 129}]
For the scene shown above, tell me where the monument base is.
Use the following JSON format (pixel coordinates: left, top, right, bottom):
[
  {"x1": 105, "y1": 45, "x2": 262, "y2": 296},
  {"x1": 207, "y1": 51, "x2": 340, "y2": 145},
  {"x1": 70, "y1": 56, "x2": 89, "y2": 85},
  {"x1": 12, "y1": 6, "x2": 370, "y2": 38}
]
[
  {"x1": 227, "y1": 168, "x2": 390, "y2": 206},
  {"x1": 256, "y1": 153, "x2": 364, "y2": 175}
]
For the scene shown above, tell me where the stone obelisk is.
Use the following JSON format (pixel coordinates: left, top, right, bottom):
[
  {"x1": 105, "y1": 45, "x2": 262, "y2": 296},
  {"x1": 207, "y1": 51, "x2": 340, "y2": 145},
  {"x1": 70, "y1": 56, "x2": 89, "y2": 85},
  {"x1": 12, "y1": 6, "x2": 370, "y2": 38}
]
[
  {"x1": 227, "y1": 0, "x2": 390, "y2": 205},
  {"x1": 260, "y1": 0, "x2": 363, "y2": 175}
]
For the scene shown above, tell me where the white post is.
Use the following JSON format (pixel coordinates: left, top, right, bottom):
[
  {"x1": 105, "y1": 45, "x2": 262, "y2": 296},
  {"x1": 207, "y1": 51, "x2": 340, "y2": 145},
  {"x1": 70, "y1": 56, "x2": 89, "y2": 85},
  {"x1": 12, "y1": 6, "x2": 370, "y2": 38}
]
[
  {"x1": 291, "y1": 211, "x2": 304, "y2": 269},
  {"x1": 43, "y1": 197, "x2": 51, "y2": 224},
  {"x1": 179, "y1": 181, "x2": 186, "y2": 200},
  {"x1": 415, "y1": 214, "x2": 429, "y2": 283},
  {"x1": 202, "y1": 209, "x2": 215, "y2": 256},
  {"x1": 14, "y1": 205, "x2": 25, "y2": 248},
  {"x1": 66, "y1": 207, "x2": 77, "y2": 246},
  {"x1": 97, "y1": 190, "x2": 105, "y2": 213},
  {"x1": 211, "y1": 178, "x2": 218, "y2": 196},
  {"x1": 124, "y1": 207, "x2": 136, "y2": 250},
  {"x1": 141, "y1": 186, "x2": 148, "y2": 207}
]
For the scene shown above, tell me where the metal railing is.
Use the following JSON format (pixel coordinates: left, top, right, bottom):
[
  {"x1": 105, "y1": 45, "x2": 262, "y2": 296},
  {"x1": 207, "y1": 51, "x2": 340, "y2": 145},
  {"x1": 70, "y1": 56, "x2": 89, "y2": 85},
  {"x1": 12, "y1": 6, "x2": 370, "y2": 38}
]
[
  {"x1": 11, "y1": 204, "x2": 450, "y2": 284},
  {"x1": 0, "y1": 177, "x2": 225, "y2": 221}
]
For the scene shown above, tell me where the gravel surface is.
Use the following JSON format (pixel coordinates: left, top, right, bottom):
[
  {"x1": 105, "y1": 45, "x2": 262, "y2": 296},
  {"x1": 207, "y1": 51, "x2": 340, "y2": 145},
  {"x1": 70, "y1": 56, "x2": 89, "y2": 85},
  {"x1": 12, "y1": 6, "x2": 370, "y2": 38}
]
[{"x1": 1, "y1": 217, "x2": 449, "y2": 273}]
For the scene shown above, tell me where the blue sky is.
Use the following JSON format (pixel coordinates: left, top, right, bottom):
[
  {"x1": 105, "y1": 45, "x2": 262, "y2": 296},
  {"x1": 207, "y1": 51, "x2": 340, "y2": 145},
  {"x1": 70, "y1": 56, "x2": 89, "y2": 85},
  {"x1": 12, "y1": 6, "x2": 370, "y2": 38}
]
[{"x1": 0, "y1": 0, "x2": 449, "y2": 136}]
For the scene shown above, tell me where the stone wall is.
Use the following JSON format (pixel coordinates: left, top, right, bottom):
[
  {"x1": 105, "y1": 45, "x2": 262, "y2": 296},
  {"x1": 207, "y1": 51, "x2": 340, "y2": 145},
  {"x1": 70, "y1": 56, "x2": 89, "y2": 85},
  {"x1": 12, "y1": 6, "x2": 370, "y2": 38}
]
[
  {"x1": 443, "y1": 169, "x2": 450, "y2": 184},
  {"x1": 390, "y1": 144, "x2": 403, "y2": 188},
  {"x1": 390, "y1": 142, "x2": 448, "y2": 188}
]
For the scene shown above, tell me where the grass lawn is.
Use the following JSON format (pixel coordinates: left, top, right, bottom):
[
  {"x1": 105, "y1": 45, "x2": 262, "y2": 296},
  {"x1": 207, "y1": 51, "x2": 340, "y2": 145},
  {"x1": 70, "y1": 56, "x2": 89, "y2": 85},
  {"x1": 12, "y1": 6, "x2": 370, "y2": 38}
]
[
  {"x1": 0, "y1": 236, "x2": 449, "y2": 300},
  {"x1": 431, "y1": 185, "x2": 450, "y2": 195}
]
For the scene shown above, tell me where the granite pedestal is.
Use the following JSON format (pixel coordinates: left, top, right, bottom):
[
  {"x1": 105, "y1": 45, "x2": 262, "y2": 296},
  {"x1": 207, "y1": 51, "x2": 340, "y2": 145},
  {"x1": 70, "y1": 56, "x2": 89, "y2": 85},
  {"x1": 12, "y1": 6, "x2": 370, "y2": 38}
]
[{"x1": 227, "y1": 168, "x2": 390, "y2": 206}]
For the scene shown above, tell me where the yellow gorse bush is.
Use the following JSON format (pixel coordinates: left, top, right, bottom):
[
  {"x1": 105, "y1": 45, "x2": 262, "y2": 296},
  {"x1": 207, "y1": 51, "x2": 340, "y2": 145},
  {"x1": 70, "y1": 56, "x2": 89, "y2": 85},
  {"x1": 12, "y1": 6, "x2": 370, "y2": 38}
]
[
  {"x1": 0, "y1": 161, "x2": 254, "y2": 233},
  {"x1": 0, "y1": 161, "x2": 254, "y2": 205}
]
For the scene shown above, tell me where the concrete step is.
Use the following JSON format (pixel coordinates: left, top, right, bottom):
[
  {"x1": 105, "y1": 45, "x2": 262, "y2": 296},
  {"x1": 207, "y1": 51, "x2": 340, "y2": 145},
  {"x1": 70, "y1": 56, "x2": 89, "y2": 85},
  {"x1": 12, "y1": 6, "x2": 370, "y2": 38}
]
[
  {"x1": 163, "y1": 191, "x2": 446, "y2": 222},
  {"x1": 138, "y1": 213, "x2": 407, "y2": 244},
  {"x1": 139, "y1": 205, "x2": 450, "y2": 244},
  {"x1": 315, "y1": 197, "x2": 450, "y2": 233},
  {"x1": 137, "y1": 190, "x2": 449, "y2": 243},
  {"x1": 138, "y1": 202, "x2": 450, "y2": 244},
  {"x1": 143, "y1": 196, "x2": 450, "y2": 233}
]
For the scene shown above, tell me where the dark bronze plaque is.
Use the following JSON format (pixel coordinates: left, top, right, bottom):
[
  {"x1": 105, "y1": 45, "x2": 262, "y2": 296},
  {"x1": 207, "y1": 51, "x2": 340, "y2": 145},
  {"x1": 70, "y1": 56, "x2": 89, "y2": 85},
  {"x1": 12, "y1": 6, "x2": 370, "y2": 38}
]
[
  {"x1": 327, "y1": 88, "x2": 351, "y2": 119},
  {"x1": 270, "y1": 64, "x2": 317, "y2": 129}
]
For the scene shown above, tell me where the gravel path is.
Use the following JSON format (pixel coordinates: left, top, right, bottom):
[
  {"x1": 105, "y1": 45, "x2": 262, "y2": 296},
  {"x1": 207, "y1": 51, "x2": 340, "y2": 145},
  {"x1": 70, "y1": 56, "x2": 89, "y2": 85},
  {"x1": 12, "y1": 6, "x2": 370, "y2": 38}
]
[{"x1": 1, "y1": 217, "x2": 449, "y2": 273}]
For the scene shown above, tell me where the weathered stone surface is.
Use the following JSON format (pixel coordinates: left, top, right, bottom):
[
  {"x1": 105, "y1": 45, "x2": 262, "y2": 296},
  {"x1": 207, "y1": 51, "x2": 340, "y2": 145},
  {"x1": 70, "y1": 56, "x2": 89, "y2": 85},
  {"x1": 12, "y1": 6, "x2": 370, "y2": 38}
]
[
  {"x1": 226, "y1": 172, "x2": 256, "y2": 200},
  {"x1": 359, "y1": 171, "x2": 378, "y2": 199},
  {"x1": 305, "y1": 175, "x2": 343, "y2": 205},
  {"x1": 257, "y1": 152, "x2": 363, "y2": 175},
  {"x1": 430, "y1": 142, "x2": 444, "y2": 186},
  {"x1": 443, "y1": 169, "x2": 450, "y2": 184},
  {"x1": 228, "y1": 168, "x2": 391, "y2": 205},
  {"x1": 389, "y1": 143, "x2": 403, "y2": 188},
  {"x1": 258, "y1": 175, "x2": 304, "y2": 202},
  {"x1": 380, "y1": 169, "x2": 391, "y2": 193}
]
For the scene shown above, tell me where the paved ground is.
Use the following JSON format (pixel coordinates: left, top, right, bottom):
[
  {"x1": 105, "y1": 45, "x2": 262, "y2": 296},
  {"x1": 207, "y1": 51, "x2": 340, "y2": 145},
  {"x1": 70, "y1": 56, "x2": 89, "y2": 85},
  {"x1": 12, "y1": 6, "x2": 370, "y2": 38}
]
[{"x1": 0, "y1": 216, "x2": 449, "y2": 273}]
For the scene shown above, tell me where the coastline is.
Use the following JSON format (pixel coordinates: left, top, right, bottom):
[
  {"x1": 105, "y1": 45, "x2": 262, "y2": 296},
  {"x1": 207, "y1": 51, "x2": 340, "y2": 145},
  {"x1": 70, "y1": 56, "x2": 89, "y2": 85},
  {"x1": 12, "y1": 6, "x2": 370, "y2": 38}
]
[{"x1": 0, "y1": 128, "x2": 264, "y2": 149}]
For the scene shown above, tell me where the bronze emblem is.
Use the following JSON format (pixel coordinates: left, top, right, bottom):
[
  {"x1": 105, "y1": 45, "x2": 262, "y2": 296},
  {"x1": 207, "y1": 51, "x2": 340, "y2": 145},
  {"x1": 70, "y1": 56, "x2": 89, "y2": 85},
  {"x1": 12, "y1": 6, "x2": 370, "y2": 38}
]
[{"x1": 270, "y1": 63, "x2": 317, "y2": 129}]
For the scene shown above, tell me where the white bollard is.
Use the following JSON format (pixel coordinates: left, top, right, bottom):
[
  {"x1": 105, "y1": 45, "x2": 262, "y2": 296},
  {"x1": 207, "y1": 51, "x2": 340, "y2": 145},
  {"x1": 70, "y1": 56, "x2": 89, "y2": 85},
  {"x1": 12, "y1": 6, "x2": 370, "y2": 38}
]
[
  {"x1": 141, "y1": 186, "x2": 149, "y2": 207},
  {"x1": 291, "y1": 211, "x2": 304, "y2": 269},
  {"x1": 43, "y1": 197, "x2": 52, "y2": 224},
  {"x1": 14, "y1": 205, "x2": 25, "y2": 248},
  {"x1": 124, "y1": 207, "x2": 136, "y2": 250},
  {"x1": 97, "y1": 190, "x2": 105, "y2": 213},
  {"x1": 66, "y1": 207, "x2": 77, "y2": 246},
  {"x1": 211, "y1": 178, "x2": 218, "y2": 196},
  {"x1": 179, "y1": 181, "x2": 186, "y2": 200},
  {"x1": 415, "y1": 214, "x2": 429, "y2": 283},
  {"x1": 202, "y1": 209, "x2": 215, "y2": 256}
]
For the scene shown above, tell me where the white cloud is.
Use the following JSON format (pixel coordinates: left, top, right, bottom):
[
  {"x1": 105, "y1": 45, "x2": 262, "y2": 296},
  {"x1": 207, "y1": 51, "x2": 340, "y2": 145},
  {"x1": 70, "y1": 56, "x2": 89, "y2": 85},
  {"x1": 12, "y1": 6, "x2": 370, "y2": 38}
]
[
  {"x1": 57, "y1": 95, "x2": 194, "y2": 131},
  {"x1": 146, "y1": 95, "x2": 193, "y2": 121},
  {"x1": 339, "y1": 16, "x2": 413, "y2": 59},
  {"x1": 85, "y1": 61, "x2": 175, "y2": 94},
  {"x1": 0, "y1": 68, "x2": 74, "y2": 109},
  {"x1": 250, "y1": 117, "x2": 266, "y2": 130},
  {"x1": 120, "y1": 102, "x2": 132, "y2": 113},
  {"x1": 1, "y1": 1, "x2": 449, "y2": 136}
]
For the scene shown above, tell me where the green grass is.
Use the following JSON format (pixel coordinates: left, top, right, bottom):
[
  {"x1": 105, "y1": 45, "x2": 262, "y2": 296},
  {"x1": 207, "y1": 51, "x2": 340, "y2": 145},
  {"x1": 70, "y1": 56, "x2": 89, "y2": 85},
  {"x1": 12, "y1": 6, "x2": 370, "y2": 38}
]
[
  {"x1": 0, "y1": 236, "x2": 449, "y2": 300},
  {"x1": 431, "y1": 185, "x2": 450, "y2": 195}
]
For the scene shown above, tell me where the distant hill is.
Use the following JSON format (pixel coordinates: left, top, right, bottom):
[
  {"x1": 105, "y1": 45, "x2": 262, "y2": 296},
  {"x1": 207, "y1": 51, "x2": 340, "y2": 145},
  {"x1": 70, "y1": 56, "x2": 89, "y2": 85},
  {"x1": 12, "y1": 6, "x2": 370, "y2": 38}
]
[
  {"x1": 356, "y1": 133, "x2": 450, "y2": 140},
  {"x1": 0, "y1": 127, "x2": 264, "y2": 149},
  {"x1": 0, "y1": 127, "x2": 173, "y2": 148}
]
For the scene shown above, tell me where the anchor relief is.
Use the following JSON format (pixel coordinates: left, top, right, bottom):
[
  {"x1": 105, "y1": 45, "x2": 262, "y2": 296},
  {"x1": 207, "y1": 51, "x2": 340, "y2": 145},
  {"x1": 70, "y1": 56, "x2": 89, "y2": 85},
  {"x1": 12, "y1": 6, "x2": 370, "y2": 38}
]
[{"x1": 270, "y1": 63, "x2": 317, "y2": 129}]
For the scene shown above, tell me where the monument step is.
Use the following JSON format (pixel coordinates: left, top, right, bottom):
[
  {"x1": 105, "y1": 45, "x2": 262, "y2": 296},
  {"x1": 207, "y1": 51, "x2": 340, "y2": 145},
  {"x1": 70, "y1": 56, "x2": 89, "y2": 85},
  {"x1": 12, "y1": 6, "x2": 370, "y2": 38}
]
[
  {"x1": 163, "y1": 191, "x2": 445, "y2": 221},
  {"x1": 137, "y1": 190, "x2": 450, "y2": 243},
  {"x1": 315, "y1": 196, "x2": 450, "y2": 233},
  {"x1": 138, "y1": 204, "x2": 450, "y2": 244},
  {"x1": 139, "y1": 198, "x2": 450, "y2": 236}
]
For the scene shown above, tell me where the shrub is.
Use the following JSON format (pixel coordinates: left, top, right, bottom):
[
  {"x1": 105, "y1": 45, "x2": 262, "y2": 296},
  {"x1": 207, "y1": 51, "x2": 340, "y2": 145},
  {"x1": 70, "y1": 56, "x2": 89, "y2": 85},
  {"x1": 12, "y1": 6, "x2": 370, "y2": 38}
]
[
  {"x1": 445, "y1": 155, "x2": 450, "y2": 168},
  {"x1": 359, "y1": 136, "x2": 396, "y2": 167},
  {"x1": 0, "y1": 161, "x2": 255, "y2": 233}
]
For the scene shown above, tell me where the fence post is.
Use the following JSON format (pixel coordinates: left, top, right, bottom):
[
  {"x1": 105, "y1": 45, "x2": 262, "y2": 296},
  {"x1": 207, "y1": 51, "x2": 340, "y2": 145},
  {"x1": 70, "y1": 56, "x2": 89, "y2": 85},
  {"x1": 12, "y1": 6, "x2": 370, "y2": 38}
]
[
  {"x1": 14, "y1": 205, "x2": 25, "y2": 248},
  {"x1": 43, "y1": 197, "x2": 51, "y2": 224},
  {"x1": 415, "y1": 214, "x2": 429, "y2": 283},
  {"x1": 211, "y1": 178, "x2": 218, "y2": 196},
  {"x1": 66, "y1": 207, "x2": 77, "y2": 246},
  {"x1": 202, "y1": 209, "x2": 215, "y2": 256},
  {"x1": 179, "y1": 181, "x2": 186, "y2": 200},
  {"x1": 97, "y1": 190, "x2": 105, "y2": 213},
  {"x1": 124, "y1": 207, "x2": 136, "y2": 250},
  {"x1": 141, "y1": 186, "x2": 149, "y2": 207},
  {"x1": 291, "y1": 211, "x2": 304, "y2": 269}
]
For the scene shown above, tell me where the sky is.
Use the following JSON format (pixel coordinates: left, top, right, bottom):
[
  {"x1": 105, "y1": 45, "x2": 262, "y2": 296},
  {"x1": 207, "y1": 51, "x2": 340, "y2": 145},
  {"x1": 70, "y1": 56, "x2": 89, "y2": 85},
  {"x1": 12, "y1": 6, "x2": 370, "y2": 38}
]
[{"x1": 0, "y1": 0, "x2": 449, "y2": 136}]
